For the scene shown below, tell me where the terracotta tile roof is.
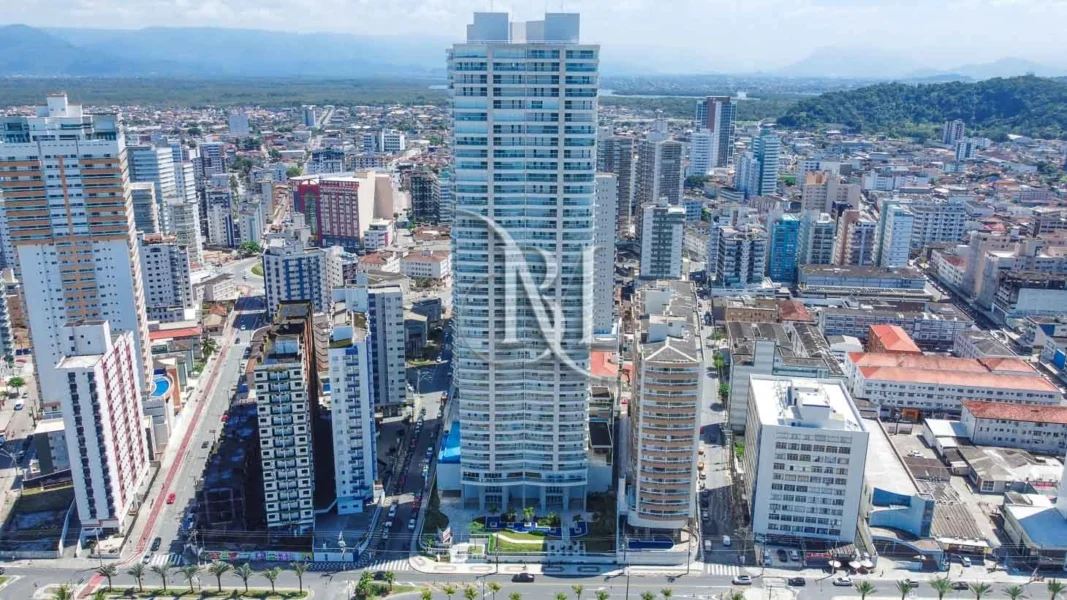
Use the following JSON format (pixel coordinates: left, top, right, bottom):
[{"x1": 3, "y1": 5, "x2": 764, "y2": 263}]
[
  {"x1": 149, "y1": 326, "x2": 201, "y2": 341},
  {"x1": 977, "y1": 357, "x2": 1036, "y2": 373},
  {"x1": 590, "y1": 350, "x2": 619, "y2": 378},
  {"x1": 847, "y1": 352, "x2": 991, "y2": 373},
  {"x1": 778, "y1": 300, "x2": 814, "y2": 323},
  {"x1": 868, "y1": 324, "x2": 921, "y2": 353},
  {"x1": 859, "y1": 366, "x2": 1059, "y2": 392},
  {"x1": 962, "y1": 400, "x2": 1067, "y2": 425}
]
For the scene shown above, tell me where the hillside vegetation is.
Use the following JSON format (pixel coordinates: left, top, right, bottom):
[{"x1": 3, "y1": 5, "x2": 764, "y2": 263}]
[{"x1": 777, "y1": 75, "x2": 1067, "y2": 140}]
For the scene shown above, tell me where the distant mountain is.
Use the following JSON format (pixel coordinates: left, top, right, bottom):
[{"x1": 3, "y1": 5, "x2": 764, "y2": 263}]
[
  {"x1": 777, "y1": 75, "x2": 1067, "y2": 139},
  {"x1": 906, "y1": 57, "x2": 1066, "y2": 81},
  {"x1": 0, "y1": 25, "x2": 451, "y2": 77},
  {"x1": 776, "y1": 46, "x2": 922, "y2": 79}
]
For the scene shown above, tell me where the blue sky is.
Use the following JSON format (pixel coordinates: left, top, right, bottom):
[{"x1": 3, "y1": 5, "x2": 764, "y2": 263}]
[{"x1": 5, "y1": 0, "x2": 1066, "y2": 72}]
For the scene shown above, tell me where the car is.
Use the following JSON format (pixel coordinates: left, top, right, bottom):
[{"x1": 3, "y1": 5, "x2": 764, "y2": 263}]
[
  {"x1": 902, "y1": 579, "x2": 920, "y2": 589},
  {"x1": 511, "y1": 573, "x2": 535, "y2": 583},
  {"x1": 789, "y1": 549, "x2": 800, "y2": 562},
  {"x1": 201, "y1": 441, "x2": 209, "y2": 449},
  {"x1": 763, "y1": 555, "x2": 772, "y2": 567},
  {"x1": 388, "y1": 504, "x2": 397, "y2": 518},
  {"x1": 166, "y1": 492, "x2": 176, "y2": 504},
  {"x1": 699, "y1": 471, "x2": 707, "y2": 480},
  {"x1": 788, "y1": 577, "x2": 807, "y2": 587},
  {"x1": 221, "y1": 414, "x2": 229, "y2": 423},
  {"x1": 732, "y1": 576, "x2": 752, "y2": 586},
  {"x1": 961, "y1": 556, "x2": 972, "y2": 567},
  {"x1": 384, "y1": 519, "x2": 394, "y2": 529},
  {"x1": 722, "y1": 535, "x2": 731, "y2": 546},
  {"x1": 832, "y1": 577, "x2": 854, "y2": 587},
  {"x1": 776, "y1": 549, "x2": 788, "y2": 562},
  {"x1": 151, "y1": 537, "x2": 162, "y2": 552},
  {"x1": 13, "y1": 401, "x2": 23, "y2": 411},
  {"x1": 373, "y1": 571, "x2": 387, "y2": 581},
  {"x1": 952, "y1": 582, "x2": 970, "y2": 591},
  {"x1": 382, "y1": 530, "x2": 390, "y2": 540},
  {"x1": 142, "y1": 554, "x2": 153, "y2": 564},
  {"x1": 408, "y1": 518, "x2": 416, "y2": 530}
]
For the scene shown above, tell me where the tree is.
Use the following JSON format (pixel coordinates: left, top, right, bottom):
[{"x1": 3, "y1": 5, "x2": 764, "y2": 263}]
[
  {"x1": 1050, "y1": 580, "x2": 1066, "y2": 600},
  {"x1": 896, "y1": 580, "x2": 912, "y2": 600},
  {"x1": 572, "y1": 584, "x2": 584, "y2": 600},
  {"x1": 127, "y1": 563, "x2": 147, "y2": 593},
  {"x1": 52, "y1": 585, "x2": 74, "y2": 600},
  {"x1": 640, "y1": 592, "x2": 655, "y2": 600},
  {"x1": 92, "y1": 590, "x2": 107, "y2": 600},
  {"x1": 234, "y1": 562, "x2": 254, "y2": 593},
  {"x1": 469, "y1": 521, "x2": 486, "y2": 535},
  {"x1": 1004, "y1": 585, "x2": 1026, "y2": 600},
  {"x1": 180, "y1": 564, "x2": 200, "y2": 595},
  {"x1": 855, "y1": 580, "x2": 877, "y2": 600},
  {"x1": 263, "y1": 567, "x2": 280, "y2": 595},
  {"x1": 356, "y1": 572, "x2": 373, "y2": 598},
  {"x1": 662, "y1": 588, "x2": 673, "y2": 600},
  {"x1": 510, "y1": 594, "x2": 523, "y2": 600},
  {"x1": 95, "y1": 564, "x2": 117, "y2": 591},
  {"x1": 465, "y1": 586, "x2": 479, "y2": 600},
  {"x1": 239, "y1": 241, "x2": 262, "y2": 256},
  {"x1": 150, "y1": 564, "x2": 173, "y2": 593},
  {"x1": 7, "y1": 376, "x2": 24, "y2": 395},
  {"x1": 718, "y1": 382, "x2": 730, "y2": 398},
  {"x1": 208, "y1": 560, "x2": 232, "y2": 593},
  {"x1": 929, "y1": 577, "x2": 953, "y2": 600},
  {"x1": 286, "y1": 166, "x2": 302, "y2": 178},
  {"x1": 489, "y1": 582, "x2": 501, "y2": 600},
  {"x1": 291, "y1": 561, "x2": 308, "y2": 593},
  {"x1": 970, "y1": 583, "x2": 993, "y2": 600},
  {"x1": 725, "y1": 590, "x2": 746, "y2": 600},
  {"x1": 523, "y1": 506, "x2": 536, "y2": 523},
  {"x1": 443, "y1": 584, "x2": 458, "y2": 600},
  {"x1": 422, "y1": 590, "x2": 434, "y2": 600},
  {"x1": 385, "y1": 571, "x2": 396, "y2": 591},
  {"x1": 596, "y1": 592, "x2": 610, "y2": 600}
]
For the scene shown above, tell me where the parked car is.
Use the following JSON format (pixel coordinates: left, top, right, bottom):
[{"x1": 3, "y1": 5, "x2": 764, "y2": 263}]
[
  {"x1": 142, "y1": 554, "x2": 153, "y2": 564},
  {"x1": 789, "y1": 549, "x2": 800, "y2": 562},
  {"x1": 166, "y1": 492, "x2": 176, "y2": 504},
  {"x1": 952, "y1": 581, "x2": 970, "y2": 591},
  {"x1": 512, "y1": 573, "x2": 535, "y2": 583},
  {"x1": 902, "y1": 579, "x2": 920, "y2": 589},
  {"x1": 408, "y1": 518, "x2": 416, "y2": 530},
  {"x1": 732, "y1": 575, "x2": 752, "y2": 586},
  {"x1": 373, "y1": 571, "x2": 387, "y2": 581},
  {"x1": 832, "y1": 577, "x2": 854, "y2": 587},
  {"x1": 776, "y1": 548, "x2": 788, "y2": 562},
  {"x1": 961, "y1": 556, "x2": 972, "y2": 567},
  {"x1": 388, "y1": 504, "x2": 397, "y2": 518},
  {"x1": 788, "y1": 578, "x2": 806, "y2": 587},
  {"x1": 763, "y1": 554, "x2": 772, "y2": 567},
  {"x1": 722, "y1": 535, "x2": 731, "y2": 546}
]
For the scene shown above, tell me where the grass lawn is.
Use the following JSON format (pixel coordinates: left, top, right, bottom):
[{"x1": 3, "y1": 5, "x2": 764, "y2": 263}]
[
  {"x1": 491, "y1": 531, "x2": 547, "y2": 553},
  {"x1": 0, "y1": 576, "x2": 8, "y2": 587},
  {"x1": 250, "y1": 264, "x2": 263, "y2": 276}
]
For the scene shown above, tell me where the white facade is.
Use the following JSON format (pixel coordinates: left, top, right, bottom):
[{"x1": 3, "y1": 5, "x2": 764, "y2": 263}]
[
  {"x1": 640, "y1": 198, "x2": 685, "y2": 280},
  {"x1": 262, "y1": 239, "x2": 329, "y2": 317},
  {"x1": 255, "y1": 334, "x2": 315, "y2": 532},
  {"x1": 379, "y1": 129, "x2": 406, "y2": 154},
  {"x1": 329, "y1": 323, "x2": 378, "y2": 514},
  {"x1": 138, "y1": 235, "x2": 194, "y2": 323},
  {"x1": 130, "y1": 182, "x2": 161, "y2": 235},
  {"x1": 238, "y1": 202, "x2": 265, "y2": 245},
  {"x1": 743, "y1": 376, "x2": 869, "y2": 543},
  {"x1": 205, "y1": 188, "x2": 234, "y2": 248},
  {"x1": 715, "y1": 225, "x2": 768, "y2": 287},
  {"x1": 449, "y1": 11, "x2": 595, "y2": 511},
  {"x1": 401, "y1": 250, "x2": 451, "y2": 280},
  {"x1": 363, "y1": 219, "x2": 394, "y2": 252},
  {"x1": 337, "y1": 277, "x2": 406, "y2": 416},
  {"x1": 2, "y1": 94, "x2": 151, "y2": 405},
  {"x1": 688, "y1": 129, "x2": 714, "y2": 177},
  {"x1": 694, "y1": 96, "x2": 736, "y2": 167},
  {"x1": 876, "y1": 204, "x2": 913, "y2": 268},
  {"x1": 228, "y1": 111, "x2": 251, "y2": 137},
  {"x1": 797, "y1": 211, "x2": 836, "y2": 266},
  {"x1": 635, "y1": 122, "x2": 684, "y2": 210},
  {"x1": 593, "y1": 174, "x2": 617, "y2": 335},
  {"x1": 128, "y1": 144, "x2": 178, "y2": 233},
  {"x1": 57, "y1": 321, "x2": 149, "y2": 535},
  {"x1": 167, "y1": 200, "x2": 204, "y2": 267}
]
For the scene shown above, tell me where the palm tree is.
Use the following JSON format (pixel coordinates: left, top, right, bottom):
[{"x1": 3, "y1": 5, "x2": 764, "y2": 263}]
[
  {"x1": 51, "y1": 585, "x2": 74, "y2": 600},
  {"x1": 573, "y1": 584, "x2": 584, "y2": 600},
  {"x1": 92, "y1": 590, "x2": 107, "y2": 600},
  {"x1": 489, "y1": 581, "x2": 502, "y2": 600},
  {"x1": 896, "y1": 580, "x2": 913, "y2": 600},
  {"x1": 180, "y1": 564, "x2": 200, "y2": 595},
  {"x1": 855, "y1": 580, "x2": 877, "y2": 600},
  {"x1": 443, "y1": 584, "x2": 458, "y2": 600},
  {"x1": 465, "y1": 585, "x2": 479, "y2": 600},
  {"x1": 930, "y1": 577, "x2": 953, "y2": 600},
  {"x1": 970, "y1": 583, "x2": 994, "y2": 600},
  {"x1": 385, "y1": 570, "x2": 397, "y2": 591},
  {"x1": 726, "y1": 590, "x2": 746, "y2": 600},
  {"x1": 510, "y1": 594, "x2": 523, "y2": 600},
  {"x1": 207, "y1": 561, "x2": 232, "y2": 593},
  {"x1": 1004, "y1": 584, "x2": 1026, "y2": 600},
  {"x1": 127, "y1": 563, "x2": 147, "y2": 593},
  {"x1": 357, "y1": 572, "x2": 373, "y2": 599},
  {"x1": 150, "y1": 564, "x2": 173, "y2": 593},
  {"x1": 596, "y1": 592, "x2": 610, "y2": 600},
  {"x1": 640, "y1": 592, "x2": 655, "y2": 600},
  {"x1": 291, "y1": 561, "x2": 308, "y2": 593},
  {"x1": 556, "y1": 594, "x2": 569, "y2": 600},
  {"x1": 263, "y1": 567, "x2": 280, "y2": 595},
  {"x1": 95, "y1": 564, "x2": 118, "y2": 591},
  {"x1": 234, "y1": 562, "x2": 254, "y2": 594},
  {"x1": 662, "y1": 588, "x2": 674, "y2": 600},
  {"x1": 1049, "y1": 580, "x2": 1066, "y2": 600},
  {"x1": 422, "y1": 590, "x2": 434, "y2": 600},
  {"x1": 523, "y1": 506, "x2": 536, "y2": 523}
]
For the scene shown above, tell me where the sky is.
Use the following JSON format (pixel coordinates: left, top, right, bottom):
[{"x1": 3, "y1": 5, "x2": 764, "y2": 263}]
[{"x1": 5, "y1": 0, "x2": 1067, "y2": 73}]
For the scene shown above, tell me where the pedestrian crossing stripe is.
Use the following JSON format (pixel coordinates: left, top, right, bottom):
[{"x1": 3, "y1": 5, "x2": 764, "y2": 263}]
[
  {"x1": 359, "y1": 559, "x2": 412, "y2": 572},
  {"x1": 149, "y1": 553, "x2": 183, "y2": 567},
  {"x1": 703, "y1": 563, "x2": 740, "y2": 576}
]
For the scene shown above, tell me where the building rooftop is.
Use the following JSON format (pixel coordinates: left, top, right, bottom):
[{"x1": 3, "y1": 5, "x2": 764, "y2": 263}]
[
  {"x1": 1004, "y1": 494, "x2": 1067, "y2": 550},
  {"x1": 868, "y1": 324, "x2": 921, "y2": 353},
  {"x1": 749, "y1": 376, "x2": 866, "y2": 432},
  {"x1": 863, "y1": 418, "x2": 919, "y2": 498},
  {"x1": 799, "y1": 264, "x2": 924, "y2": 279},
  {"x1": 956, "y1": 329, "x2": 1016, "y2": 357},
  {"x1": 858, "y1": 366, "x2": 1058, "y2": 392},
  {"x1": 635, "y1": 279, "x2": 700, "y2": 363},
  {"x1": 963, "y1": 400, "x2": 1067, "y2": 426},
  {"x1": 959, "y1": 446, "x2": 1063, "y2": 485}
]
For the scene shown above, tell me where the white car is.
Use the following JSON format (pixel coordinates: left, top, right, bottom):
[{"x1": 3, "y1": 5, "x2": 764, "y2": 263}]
[
  {"x1": 408, "y1": 518, "x2": 416, "y2": 530},
  {"x1": 732, "y1": 575, "x2": 752, "y2": 586},
  {"x1": 387, "y1": 504, "x2": 397, "y2": 518},
  {"x1": 832, "y1": 577, "x2": 854, "y2": 587}
]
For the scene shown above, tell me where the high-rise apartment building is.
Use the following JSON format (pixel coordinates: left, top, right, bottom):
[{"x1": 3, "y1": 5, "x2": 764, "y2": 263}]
[
  {"x1": 410, "y1": 168, "x2": 441, "y2": 223},
  {"x1": 339, "y1": 273, "x2": 407, "y2": 417},
  {"x1": 800, "y1": 171, "x2": 860, "y2": 214},
  {"x1": 943, "y1": 119, "x2": 966, "y2": 146},
  {"x1": 626, "y1": 280, "x2": 702, "y2": 531},
  {"x1": 328, "y1": 313, "x2": 378, "y2": 514},
  {"x1": 715, "y1": 225, "x2": 768, "y2": 287},
  {"x1": 228, "y1": 111, "x2": 251, "y2": 137},
  {"x1": 292, "y1": 175, "x2": 373, "y2": 251},
  {"x1": 594, "y1": 174, "x2": 618, "y2": 335},
  {"x1": 767, "y1": 213, "x2": 799, "y2": 283},
  {"x1": 688, "y1": 129, "x2": 714, "y2": 178},
  {"x1": 694, "y1": 96, "x2": 736, "y2": 167},
  {"x1": 168, "y1": 199, "x2": 204, "y2": 267},
  {"x1": 640, "y1": 197, "x2": 686, "y2": 280},
  {"x1": 262, "y1": 237, "x2": 329, "y2": 318},
  {"x1": 205, "y1": 188, "x2": 234, "y2": 248},
  {"x1": 734, "y1": 130, "x2": 780, "y2": 198},
  {"x1": 797, "y1": 211, "x2": 837, "y2": 266},
  {"x1": 379, "y1": 129, "x2": 406, "y2": 154},
  {"x1": 0, "y1": 94, "x2": 151, "y2": 405},
  {"x1": 634, "y1": 120, "x2": 684, "y2": 209},
  {"x1": 130, "y1": 182, "x2": 161, "y2": 235},
  {"x1": 302, "y1": 105, "x2": 317, "y2": 128},
  {"x1": 57, "y1": 320, "x2": 149, "y2": 535},
  {"x1": 139, "y1": 234, "x2": 194, "y2": 323},
  {"x1": 597, "y1": 128, "x2": 635, "y2": 237},
  {"x1": 743, "y1": 376, "x2": 869, "y2": 543},
  {"x1": 438, "y1": 169, "x2": 455, "y2": 225},
  {"x1": 254, "y1": 302, "x2": 319, "y2": 533},
  {"x1": 128, "y1": 144, "x2": 178, "y2": 233},
  {"x1": 875, "y1": 203, "x2": 914, "y2": 268},
  {"x1": 448, "y1": 11, "x2": 596, "y2": 511},
  {"x1": 833, "y1": 210, "x2": 877, "y2": 266}
]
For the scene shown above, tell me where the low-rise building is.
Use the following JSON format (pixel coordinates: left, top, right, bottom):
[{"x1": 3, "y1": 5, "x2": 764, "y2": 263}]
[
  {"x1": 866, "y1": 324, "x2": 921, "y2": 354},
  {"x1": 798, "y1": 265, "x2": 927, "y2": 296},
  {"x1": 1002, "y1": 456, "x2": 1067, "y2": 569},
  {"x1": 401, "y1": 250, "x2": 451, "y2": 281},
  {"x1": 961, "y1": 400, "x2": 1067, "y2": 456},
  {"x1": 954, "y1": 329, "x2": 1016, "y2": 359},
  {"x1": 818, "y1": 299, "x2": 972, "y2": 345}
]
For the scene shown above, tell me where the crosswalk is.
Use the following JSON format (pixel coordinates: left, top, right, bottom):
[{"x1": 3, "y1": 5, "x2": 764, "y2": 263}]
[
  {"x1": 360, "y1": 559, "x2": 412, "y2": 573},
  {"x1": 702, "y1": 562, "x2": 741, "y2": 576},
  {"x1": 146, "y1": 553, "x2": 184, "y2": 567}
]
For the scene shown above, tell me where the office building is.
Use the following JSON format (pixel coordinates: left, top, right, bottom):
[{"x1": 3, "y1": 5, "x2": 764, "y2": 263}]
[
  {"x1": 767, "y1": 214, "x2": 799, "y2": 283},
  {"x1": 449, "y1": 11, "x2": 596, "y2": 510},
  {"x1": 128, "y1": 144, "x2": 178, "y2": 234},
  {"x1": 594, "y1": 174, "x2": 617, "y2": 335},
  {"x1": 130, "y1": 182, "x2": 161, "y2": 235},
  {"x1": 292, "y1": 175, "x2": 374, "y2": 250},
  {"x1": 328, "y1": 313, "x2": 378, "y2": 514},
  {"x1": 363, "y1": 219, "x2": 394, "y2": 252},
  {"x1": 139, "y1": 234, "x2": 194, "y2": 323},
  {"x1": 688, "y1": 129, "x2": 714, "y2": 177},
  {"x1": 635, "y1": 120, "x2": 684, "y2": 210},
  {"x1": 597, "y1": 129, "x2": 635, "y2": 236},
  {"x1": 57, "y1": 320, "x2": 149, "y2": 536},
  {"x1": 0, "y1": 94, "x2": 151, "y2": 405},
  {"x1": 694, "y1": 96, "x2": 736, "y2": 167},
  {"x1": 262, "y1": 238, "x2": 329, "y2": 318},
  {"x1": 228, "y1": 111, "x2": 251, "y2": 137},
  {"x1": 400, "y1": 249, "x2": 451, "y2": 281},
  {"x1": 626, "y1": 280, "x2": 702, "y2": 531},
  {"x1": 254, "y1": 302, "x2": 319, "y2": 533},
  {"x1": 743, "y1": 376, "x2": 869, "y2": 543},
  {"x1": 797, "y1": 211, "x2": 836, "y2": 266},
  {"x1": 800, "y1": 172, "x2": 860, "y2": 214},
  {"x1": 943, "y1": 119, "x2": 966, "y2": 146},
  {"x1": 640, "y1": 197, "x2": 686, "y2": 280},
  {"x1": 379, "y1": 129, "x2": 406, "y2": 154},
  {"x1": 833, "y1": 210, "x2": 877, "y2": 266},
  {"x1": 410, "y1": 168, "x2": 440, "y2": 223},
  {"x1": 715, "y1": 225, "x2": 768, "y2": 287},
  {"x1": 799, "y1": 266, "x2": 930, "y2": 297},
  {"x1": 875, "y1": 203, "x2": 913, "y2": 268},
  {"x1": 167, "y1": 200, "x2": 204, "y2": 267}
]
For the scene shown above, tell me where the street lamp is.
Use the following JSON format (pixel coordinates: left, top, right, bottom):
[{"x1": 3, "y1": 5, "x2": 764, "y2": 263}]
[{"x1": 338, "y1": 532, "x2": 348, "y2": 564}]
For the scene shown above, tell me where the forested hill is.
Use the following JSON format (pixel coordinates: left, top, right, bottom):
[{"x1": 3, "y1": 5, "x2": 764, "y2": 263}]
[{"x1": 777, "y1": 76, "x2": 1067, "y2": 139}]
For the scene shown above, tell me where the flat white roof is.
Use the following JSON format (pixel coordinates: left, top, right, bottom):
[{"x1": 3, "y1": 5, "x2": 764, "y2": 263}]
[
  {"x1": 749, "y1": 375, "x2": 865, "y2": 432},
  {"x1": 864, "y1": 418, "x2": 920, "y2": 498}
]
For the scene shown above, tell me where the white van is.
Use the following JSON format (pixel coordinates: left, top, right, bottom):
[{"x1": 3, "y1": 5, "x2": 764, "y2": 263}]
[
  {"x1": 722, "y1": 535, "x2": 732, "y2": 546},
  {"x1": 703, "y1": 540, "x2": 713, "y2": 553}
]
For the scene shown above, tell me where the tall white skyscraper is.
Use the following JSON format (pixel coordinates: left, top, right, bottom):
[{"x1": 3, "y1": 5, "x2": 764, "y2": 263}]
[
  {"x1": 943, "y1": 119, "x2": 965, "y2": 146},
  {"x1": 594, "y1": 174, "x2": 618, "y2": 335},
  {"x1": 876, "y1": 203, "x2": 914, "y2": 268},
  {"x1": 597, "y1": 128, "x2": 635, "y2": 237},
  {"x1": 733, "y1": 129, "x2": 780, "y2": 198},
  {"x1": 449, "y1": 12, "x2": 597, "y2": 511},
  {"x1": 640, "y1": 197, "x2": 686, "y2": 280},
  {"x1": 328, "y1": 314, "x2": 378, "y2": 514},
  {"x1": 694, "y1": 96, "x2": 736, "y2": 167},
  {"x1": 128, "y1": 144, "x2": 179, "y2": 234},
  {"x1": 0, "y1": 94, "x2": 151, "y2": 406},
  {"x1": 688, "y1": 129, "x2": 714, "y2": 178},
  {"x1": 635, "y1": 120, "x2": 684, "y2": 208}
]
